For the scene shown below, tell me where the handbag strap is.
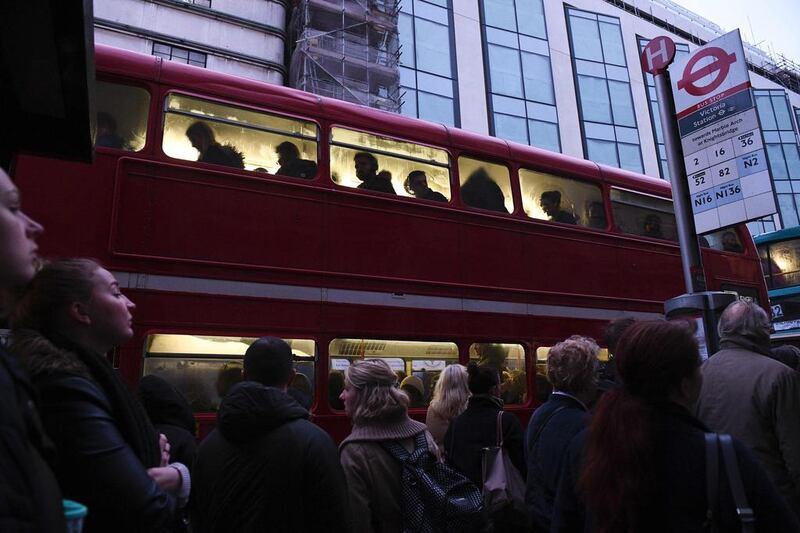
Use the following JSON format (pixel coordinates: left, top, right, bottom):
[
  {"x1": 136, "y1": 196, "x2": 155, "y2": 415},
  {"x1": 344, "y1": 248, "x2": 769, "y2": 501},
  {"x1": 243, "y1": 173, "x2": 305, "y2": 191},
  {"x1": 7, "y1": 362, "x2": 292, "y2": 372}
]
[
  {"x1": 719, "y1": 434, "x2": 756, "y2": 533},
  {"x1": 495, "y1": 411, "x2": 504, "y2": 447},
  {"x1": 704, "y1": 433, "x2": 720, "y2": 533}
]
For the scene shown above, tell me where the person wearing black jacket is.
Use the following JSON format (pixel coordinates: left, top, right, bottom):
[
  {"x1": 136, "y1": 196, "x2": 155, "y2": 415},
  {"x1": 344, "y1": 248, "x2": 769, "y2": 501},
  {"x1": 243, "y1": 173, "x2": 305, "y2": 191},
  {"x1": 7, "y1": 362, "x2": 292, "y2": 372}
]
[
  {"x1": 551, "y1": 320, "x2": 800, "y2": 533},
  {"x1": 138, "y1": 374, "x2": 198, "y2": 471},
  {"x1": 445, "y1": 362, "x2": 526, "y2": 529},
  {"x1": 10, "y1": 259, "x2": 186, "y2": 533},
  {"x1": 0, "y1": 168, "x2": 65, "y2": 532},
  {"x1": 525, "y1": 336, "x2": 598, "y2": 532},
  {"x1": 191, "y1": 337, "x2": 349, "y2": 532}
]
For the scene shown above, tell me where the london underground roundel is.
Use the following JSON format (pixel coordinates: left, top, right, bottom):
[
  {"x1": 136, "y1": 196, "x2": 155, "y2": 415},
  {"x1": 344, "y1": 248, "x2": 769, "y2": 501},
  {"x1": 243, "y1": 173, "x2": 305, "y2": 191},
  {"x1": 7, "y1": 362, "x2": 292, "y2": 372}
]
[{"x1": 676, "y1": 47, "x2": 737, "y2": 97}]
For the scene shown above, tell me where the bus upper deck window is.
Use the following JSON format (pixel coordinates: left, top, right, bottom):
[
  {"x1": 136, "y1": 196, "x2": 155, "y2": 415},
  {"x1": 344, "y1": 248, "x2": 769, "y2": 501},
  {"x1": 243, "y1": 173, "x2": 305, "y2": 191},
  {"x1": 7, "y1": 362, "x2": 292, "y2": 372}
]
[
  {"x1": 142, "y1": 334, "x2": 317, "y2": 412},
  {"x1": 162, "y1": 94, "x2": 318, "y2": 176},
  {"x1": 329, "y1": 127, "x2": 451, "y2": 201},
  {"x1": 610, "y1": 188, "x2": 677, "y2": 241},
  {"x1": 469, "y1": 343, "x2": 527, "y2": 405},
  {"x1": 328, "y1": 338, "x2": 459, "y2": 410},
  {"x1": 700, "y1": 228, "x2": 745, "y2": 254},
  {"x1": 519, "y1": 169, "x2": 604, "y2": 228},
  {"x1": 95, "y1": 81, "x2": 150, "y2": 152},
  {"x1": 457, "y1": 157, "x2": 513, "y2": 214}
]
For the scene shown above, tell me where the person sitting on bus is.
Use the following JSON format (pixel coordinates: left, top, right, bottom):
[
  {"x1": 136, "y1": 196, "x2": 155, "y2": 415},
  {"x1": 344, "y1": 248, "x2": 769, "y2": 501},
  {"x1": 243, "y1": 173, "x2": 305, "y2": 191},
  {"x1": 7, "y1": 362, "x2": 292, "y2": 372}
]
[
  {"x1": 192, "y1": 337, "x2": 349, "y2": 532},
  {"x1": 405, "y1": 170, "x2": 447, "y2": 202},
  {"x1": 354, "y1": 152, "x2": 396, "y2": 194},
  {"x1": 586, "y1": 201, "x2": 606, "y2": 229},
  {"x1": 642, "y1": 214, "x2": 664, "y2": 239},
  {"x1": 461, "y1": 168, "x2": 507, "y2": 213},
  {"x1": 722, "y1": 231, "x2": 743, "y2": 253},
  {"x1": 185, "y1": 121, "x2": 245, "y2": 169},
  {"x1": 96, "y1": 111, "x2": 125, "y2": 149},
  {"x1": 540, "y1": 191, "x2": 577, "y2": 225},
  {"x1": 10, "y1": 258, "x2": 188, "y2": 532},
  {"x1": 288, "y1": 371, "x2": 313, "y2": 410},
  {"x1": 275, "y1": 141, "x2": 317, "y2": 179},
  {"x1": 400, "y1": 375, "x2": 426, "y2": 409},
  {"x1": 329, "y1": 370, "x2": 345, "y2": 410}
]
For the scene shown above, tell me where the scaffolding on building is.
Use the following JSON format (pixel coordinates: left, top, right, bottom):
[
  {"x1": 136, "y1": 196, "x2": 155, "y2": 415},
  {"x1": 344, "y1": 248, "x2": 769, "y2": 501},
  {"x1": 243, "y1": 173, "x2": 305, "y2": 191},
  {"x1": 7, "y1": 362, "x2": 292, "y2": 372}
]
[{"x1": 288, "y1": 0, "x2": 402, "y2": 112}]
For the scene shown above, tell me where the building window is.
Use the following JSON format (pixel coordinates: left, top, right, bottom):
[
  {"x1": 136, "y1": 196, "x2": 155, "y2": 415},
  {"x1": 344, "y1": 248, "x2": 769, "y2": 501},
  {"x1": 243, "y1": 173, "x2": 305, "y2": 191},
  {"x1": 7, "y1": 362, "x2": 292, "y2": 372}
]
[
  {"x1": 399, "y1": 0, "x2": 459, "y2": 126},
  {"x1": 637, "y1": 37, "x2": 690, "y2": 180},
  {"x1": 566, "y1": 8, "x2": 643, "y2": 173},
  {"x1": 152, "y1": 42, "x2": 207, "y2": 68},
  {"x1": 480, "y1": 0, "x2": 559, "y2": 153},
  {"x1": 755, "y1": 89, "x2": 800, "y2": 229},
  {"x1": 181, "y1": 0, "x2": 212, "y2": 6}
]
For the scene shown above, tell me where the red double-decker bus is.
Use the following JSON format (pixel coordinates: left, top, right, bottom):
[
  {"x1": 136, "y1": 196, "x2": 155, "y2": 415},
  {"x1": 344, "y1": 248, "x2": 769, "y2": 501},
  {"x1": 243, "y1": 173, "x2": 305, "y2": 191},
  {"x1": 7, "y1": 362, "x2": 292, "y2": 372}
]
[{"x1": 11, "y1": 45, "x2": 766, "y2": 441}]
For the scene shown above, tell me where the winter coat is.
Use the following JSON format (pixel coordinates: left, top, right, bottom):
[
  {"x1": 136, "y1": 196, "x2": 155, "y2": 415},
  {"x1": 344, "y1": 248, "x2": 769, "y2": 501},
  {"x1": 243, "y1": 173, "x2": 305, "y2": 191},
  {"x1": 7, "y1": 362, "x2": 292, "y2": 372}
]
[
  {"x1": 444, "y1": 394, "x2": 526, "y2": 487},
  {"x1": 11, "y1": 332, "x2": 176, "y2": 533},
  {"x1": 551, "y1": 401, "x2": 800, "y2": 533},
  {"x1": 697, "y1": 337, "x2": 800, "y2": 513},
  {"x1": 425, "y1": 407, "x2": 452, "y2": 449},
  {"x1": 138, "y1": 374, "x2": 197, "y2": 471},
  {"x1": 0, "y1": 344, "x2": 65, "y2": 533},
  {"x1": 358, "y1": 174, "x2": 397, "y2": 194},
  {"x1": 339, "y1": 415, "x2": 433, "y2": 533},
  {"x1": 192, "y1": 381, "x2": 349, "y2": 533},
  {"x1": 525, "y1": 393, "x2": 589, "y2": 532}
]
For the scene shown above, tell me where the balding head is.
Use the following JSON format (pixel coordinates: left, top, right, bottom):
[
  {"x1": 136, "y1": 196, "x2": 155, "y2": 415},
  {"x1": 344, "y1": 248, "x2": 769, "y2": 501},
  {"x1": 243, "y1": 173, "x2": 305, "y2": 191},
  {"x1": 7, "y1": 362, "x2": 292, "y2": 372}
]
[{"x1": 718, "y1": 300, "x2": 770, "y2": 344}]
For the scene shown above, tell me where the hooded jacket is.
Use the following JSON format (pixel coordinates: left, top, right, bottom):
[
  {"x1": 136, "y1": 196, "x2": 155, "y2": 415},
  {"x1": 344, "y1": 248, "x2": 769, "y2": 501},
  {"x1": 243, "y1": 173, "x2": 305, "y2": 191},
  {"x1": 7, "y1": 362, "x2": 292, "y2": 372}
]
[
  {"x1": 138, "y1": 374, "x2": 197, "y2": 471},
  {"x1": 697, "y1": 334, "x2": 800, "y2": 513},
  {"x1": 191, "y1": 381, "x2": 349, "y2": 533}
]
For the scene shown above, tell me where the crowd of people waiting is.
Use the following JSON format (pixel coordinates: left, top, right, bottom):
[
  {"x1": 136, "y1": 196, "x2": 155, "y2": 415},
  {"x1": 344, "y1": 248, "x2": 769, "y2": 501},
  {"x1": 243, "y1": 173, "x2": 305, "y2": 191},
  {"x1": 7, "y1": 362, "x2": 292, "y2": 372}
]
[{"x1": 2, "y1": 161, "x2": 800, "y2": 531}]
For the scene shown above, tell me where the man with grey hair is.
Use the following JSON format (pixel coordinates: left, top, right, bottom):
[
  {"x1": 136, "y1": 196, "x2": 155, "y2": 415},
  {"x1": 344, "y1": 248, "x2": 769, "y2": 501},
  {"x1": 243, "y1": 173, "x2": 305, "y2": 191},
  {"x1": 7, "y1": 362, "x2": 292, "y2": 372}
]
[{"x1": 697, "y1": 300, "x2": 800, "y2": 515}]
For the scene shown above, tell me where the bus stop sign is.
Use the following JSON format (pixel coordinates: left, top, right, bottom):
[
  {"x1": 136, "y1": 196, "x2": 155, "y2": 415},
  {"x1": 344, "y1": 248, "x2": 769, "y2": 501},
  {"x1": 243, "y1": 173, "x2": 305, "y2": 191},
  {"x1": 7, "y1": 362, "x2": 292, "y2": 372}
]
[
  {"x1": 641, "y1": 36, "x2": 676, "y2": 75},
  {"x1": 677, "y1": 47, "x2": 737, "y2": 96}
]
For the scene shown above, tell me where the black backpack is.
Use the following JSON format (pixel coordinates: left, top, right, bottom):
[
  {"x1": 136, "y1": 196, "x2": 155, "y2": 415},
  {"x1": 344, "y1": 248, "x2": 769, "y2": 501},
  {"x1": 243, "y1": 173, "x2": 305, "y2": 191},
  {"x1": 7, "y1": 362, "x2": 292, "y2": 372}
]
[{"x1": 381, "y1": 432, "x2": 488, "y2": 533}]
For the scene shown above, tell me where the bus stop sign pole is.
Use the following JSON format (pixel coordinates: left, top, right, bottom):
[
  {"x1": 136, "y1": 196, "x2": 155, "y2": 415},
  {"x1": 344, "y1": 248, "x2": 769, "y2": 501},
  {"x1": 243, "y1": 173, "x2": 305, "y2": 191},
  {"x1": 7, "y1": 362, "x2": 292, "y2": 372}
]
[{"x1": 641, "y1": 37, "x2": 735, "y2": 356}]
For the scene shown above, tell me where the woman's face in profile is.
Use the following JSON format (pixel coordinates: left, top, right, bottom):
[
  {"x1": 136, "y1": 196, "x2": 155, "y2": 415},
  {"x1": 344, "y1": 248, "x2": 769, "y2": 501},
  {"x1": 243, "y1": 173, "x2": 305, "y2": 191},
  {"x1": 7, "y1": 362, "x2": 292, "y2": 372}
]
[
  {"x1": 84, "y1": 268, "x2": 137, "y2": 348},
  {"x1": 0, "y1": 170, "x2": 43, "y2": 287}
]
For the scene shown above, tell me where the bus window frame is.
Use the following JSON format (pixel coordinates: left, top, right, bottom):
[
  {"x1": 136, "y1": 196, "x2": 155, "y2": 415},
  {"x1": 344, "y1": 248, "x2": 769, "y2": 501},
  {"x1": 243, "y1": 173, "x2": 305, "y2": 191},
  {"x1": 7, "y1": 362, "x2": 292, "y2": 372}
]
[
  {"x1": 158, "y1": 89, "x2": 322, "y2": 180},
  {"x1": 140, "y1": 329, "x2": 320, "y2": 412},
  {"x1": 517, "y1": 165, "x2": 607, "y2": 230},
  {"x1": 95, "y1": 76, "x2": 157, "y2": 155},
  {"x1": 609, "y1": 186, "x2": 678, "y2": 243},
  {"x1": 328, "y1": 123, "x2": 454, "y2": 200}
]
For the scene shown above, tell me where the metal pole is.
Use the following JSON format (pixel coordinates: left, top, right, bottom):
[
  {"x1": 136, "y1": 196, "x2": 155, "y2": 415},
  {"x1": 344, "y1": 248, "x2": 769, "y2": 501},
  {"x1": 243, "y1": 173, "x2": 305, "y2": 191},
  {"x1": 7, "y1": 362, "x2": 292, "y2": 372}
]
[{"x1": 653, "y1": 70, "x2": 705, "y2": 294}]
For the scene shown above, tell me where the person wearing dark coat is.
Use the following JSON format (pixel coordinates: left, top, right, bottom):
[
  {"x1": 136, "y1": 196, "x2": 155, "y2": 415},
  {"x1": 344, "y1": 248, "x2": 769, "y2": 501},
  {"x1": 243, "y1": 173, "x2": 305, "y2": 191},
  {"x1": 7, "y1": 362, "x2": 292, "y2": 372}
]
[
  {"x1": 191, "y1": 337, "x2": 349, "y2": 532},
  {"x1": 550, "y1": 320, "x2": 800, "y2": 533},
  {"x1": 445, "y1": 363, "x2": 526, "y2": 529},
  {"x1": 275, "y1": 141, "x2": 317, "y2": 179},
  {"x1": 138, "y1": 374, "x2": 198, "y2": 471},
  {"x1": 525, "y1": 336, "x2": 598, "y2": 532},
  {"x1": 405, "y1": 170, "x2": 447, "y2": 202},
  {"x1": 354, "y1": 152, "x2": 396, "y2": 194},
  {"x1": 0, "y1": 169, "x2": 65, "y2": 533},
  {"x1": 186, "y1": 121, "x2": 245, "y2": 169},
  {"x1": 460, "y1": 168, "x2": 508, "y2": 213},
  {"x1": 10, "y1": 259, "x2": 186, "y2": 533}
]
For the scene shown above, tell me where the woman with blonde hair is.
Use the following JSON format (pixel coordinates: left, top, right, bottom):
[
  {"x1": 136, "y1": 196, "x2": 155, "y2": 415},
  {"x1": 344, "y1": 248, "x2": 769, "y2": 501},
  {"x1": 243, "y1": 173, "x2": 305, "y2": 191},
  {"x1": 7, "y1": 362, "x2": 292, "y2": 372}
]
[
  {"x1": 426, "y1": 363, "x2": 469, "y2": 447},
  {"x1": 339, "y1": 359, "x2": 438, "y2": 532}
]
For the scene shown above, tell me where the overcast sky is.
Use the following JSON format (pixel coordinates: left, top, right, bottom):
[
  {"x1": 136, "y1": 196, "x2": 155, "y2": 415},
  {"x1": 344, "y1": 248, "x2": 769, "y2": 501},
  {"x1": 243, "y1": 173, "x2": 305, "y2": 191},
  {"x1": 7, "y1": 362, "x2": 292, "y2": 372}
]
[{"x1": 671, "y1": 0, "x2": 800, "y2": 65}]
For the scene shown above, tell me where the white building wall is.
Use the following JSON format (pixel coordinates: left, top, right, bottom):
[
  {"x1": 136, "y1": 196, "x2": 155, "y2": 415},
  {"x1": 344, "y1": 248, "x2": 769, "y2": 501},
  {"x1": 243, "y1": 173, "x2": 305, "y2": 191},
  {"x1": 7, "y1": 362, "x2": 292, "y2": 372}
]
[
  {"x1": 453, "y1": 0, "x2": 489, "y2": 135},
  {"x1": 94, "y1": 0, "x2": 286, "y2": 83}
]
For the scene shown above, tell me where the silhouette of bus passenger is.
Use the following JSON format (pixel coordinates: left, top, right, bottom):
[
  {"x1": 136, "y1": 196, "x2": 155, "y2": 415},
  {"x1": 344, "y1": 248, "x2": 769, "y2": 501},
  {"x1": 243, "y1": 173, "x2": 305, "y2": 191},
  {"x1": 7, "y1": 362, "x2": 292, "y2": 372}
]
[
  {"x1": 405, "y1": 170, "x2": 447, "y2": 202},
  {"x1": 540, "y1": 190, "x2": 577, "y2": 224},
  {"x1": 461, "y1": 168, "x2": 508, "y2": 213},
  {"x1": 642, "y1": 214, "x2": 664, "y2": 239},
  {"x1": 354, "y1": 152, "x2": 396, "y2": 194},
  {"x1": 185, "y1": 121, "x2": 245, "y2": 169},
  {"x1": 722, "y1": 231, "x2": 743, "y2": 253},
  {"x1": 275, "y1": 141, "x2": 317, "y2": 179},
  {"x1": 586, "y1": 201, "x2": 607, "y2": 229},
  {"x1": 96, "y1": 111, "x2": 125, "y2": 149}
]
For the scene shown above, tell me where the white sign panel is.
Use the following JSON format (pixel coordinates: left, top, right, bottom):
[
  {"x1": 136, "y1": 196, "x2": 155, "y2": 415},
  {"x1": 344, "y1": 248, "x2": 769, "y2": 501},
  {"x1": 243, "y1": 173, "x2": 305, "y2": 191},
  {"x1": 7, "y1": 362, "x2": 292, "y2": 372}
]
[{"x1": 670, "y1": 29, "x2": 776, "y2": 234}]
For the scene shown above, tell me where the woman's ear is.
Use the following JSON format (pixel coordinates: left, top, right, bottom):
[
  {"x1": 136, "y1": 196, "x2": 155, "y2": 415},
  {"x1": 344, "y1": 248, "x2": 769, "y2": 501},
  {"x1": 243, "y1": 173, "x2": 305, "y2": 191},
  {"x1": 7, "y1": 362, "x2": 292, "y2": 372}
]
[{"x1": 68, "y1": 301, "x2": 92, "y2": 326}]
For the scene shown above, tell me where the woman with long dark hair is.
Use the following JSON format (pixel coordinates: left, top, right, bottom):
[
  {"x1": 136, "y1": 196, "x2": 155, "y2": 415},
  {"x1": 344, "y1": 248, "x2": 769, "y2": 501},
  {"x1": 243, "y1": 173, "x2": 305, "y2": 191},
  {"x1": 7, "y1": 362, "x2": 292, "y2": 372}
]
[
  {"x1": 10, "y1": 258, "x2": 188, "y2": 532},
  {"x1": 551, "y1": 320, "x2": 799, "y2": 532}
]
